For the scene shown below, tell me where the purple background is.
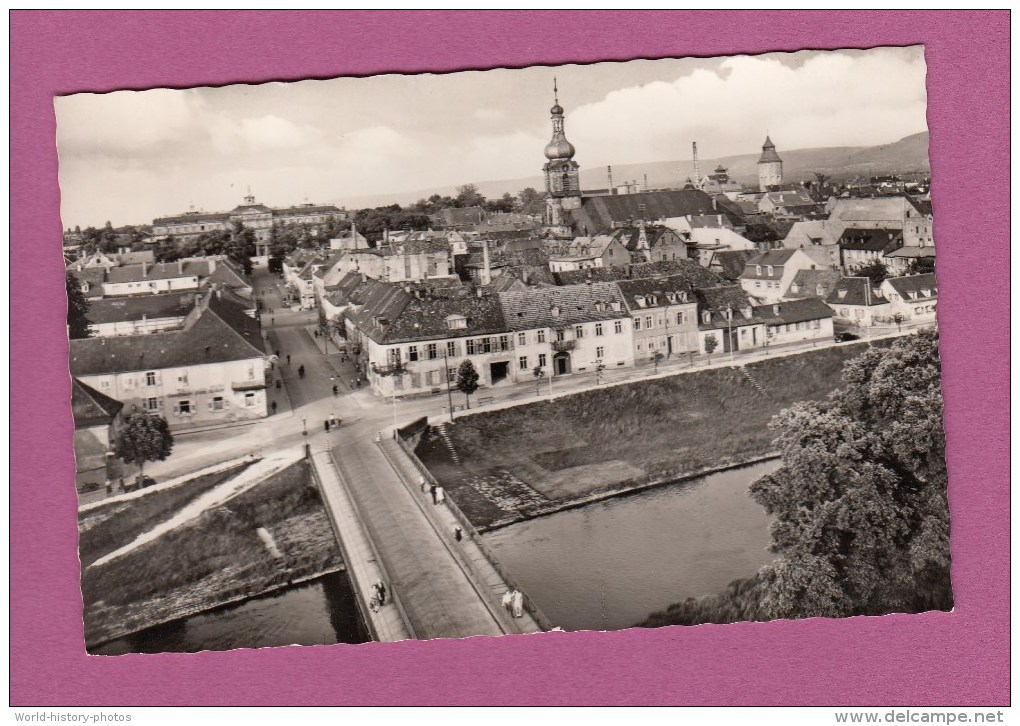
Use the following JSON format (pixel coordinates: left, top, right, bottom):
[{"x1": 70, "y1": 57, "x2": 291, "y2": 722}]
[{"x1": 11, "y1": 11, "x2": 1009, "y2": 706}]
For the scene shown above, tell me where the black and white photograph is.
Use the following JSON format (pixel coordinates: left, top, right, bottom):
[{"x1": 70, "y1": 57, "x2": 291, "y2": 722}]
[{"x1": 58, "y1": 45, "x2": 951, "y2": 654}]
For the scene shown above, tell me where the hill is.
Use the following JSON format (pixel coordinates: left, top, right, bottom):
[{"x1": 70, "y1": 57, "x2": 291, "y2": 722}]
[{"x1": 339, "y1": 131, "x2": 930, "y2": 210}]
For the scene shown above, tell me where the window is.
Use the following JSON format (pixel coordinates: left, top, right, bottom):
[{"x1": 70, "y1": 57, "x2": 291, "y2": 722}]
[
  {"x1": 676, "y1": 312, "x2": 686, "y2": 325},
  {"x1": 499, "y1": 335, "x2": 509, "y2": 352},
  {"x1": 393, "y1": 376, "x2": 404, "y2": 391},
  {"x1": 755, "y1": 265, "x2": 762, "y2": 275},
  {"x1": 595, "y1": 323, "x2": 604, "y2": 336},
  {"x1": 481, "y1": 338, "x2": 493, "y2": 354},
  {"x1": 447, "y1": 367, "x2": 458, "y2": 383},
  {"x1": 426, "y1": 343, "x2": 438, "y2": 360},
  {"x1": 100, "y1": 380, "x2": 111, "y2": 390},
  {"x1": 247, "y1": 364, "x2": 255, "y2": 380},
  {"x1": 408, "y1": 345, "x2": 419, "y2": 362},
  {"x1": 404, "y1": 257, "x2": 412, "y2": 279},
  {"x1": 211, "y1": 396, "x2": 224, "y2": 411},
  {"x1": 145, "y1": 397, "x2": 160, "y2": 412},
  {"x1": 574, "y1": 325, "x2": 584, "y2": 338},
  {"x1": 645, "y1": 316, "x2": 653, "y2": 329},
  {"x1": 519, "y1": 356, "x2": 529, "y2": 371},
  {"x1": 596, "y1": 346, "x2": 604, "y2": 359},
  {"x1": 614, "y1": 320, "x2": 623, "y2": 334},
  {"x1": 555, "y1": 329, "x2": 565, "y2": 342},
  {"x1": 536, "y1": 330, "x2": 546, "y2": 343},
  {"x1": 446, "y1": 340, "x2": 458, "y2": 358},
  {"x1": 637, "y1": 342, "x2": 643, "y2": 352},
  {"x1": 177, "y1": 370, "x2": 189, "y2": 385},
  {"x1": 427, "y1": 370, "x2": 440, "y2": 386},
  {"x1": 177, "y1": 399, "x2": 192, "y2": 415},
  {"x1": 634, "y1": 318, "x2": 642, "y2": 331},
  {"x1": 410, "y1": 372, "x2": 421, "y2": 388},
  {"x1": 755, "y1": 281, "x2": 762, "y2": 289},
  {"x1": 538, "y1": 353, "x2": 547, "y2": 367},
  {"x1": 518, "y1": 332, "x2": 527, "y2": 346},
  {"x1": 466, "y1": 339, "x2": 477, "y2": 355},
  {"x1": 146, "y1": 371, "x2": 157, "y2": 386},
  {"x1": 767, "y1": 265, "x2": 774, "y2": 277}
]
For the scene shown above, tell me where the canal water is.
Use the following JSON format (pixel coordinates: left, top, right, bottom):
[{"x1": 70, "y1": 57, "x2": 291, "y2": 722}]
[
  {"x1": 483, "y1": 459, "x2": 781, "y2": 632},
  {"x1": 93, "y1": 572, "x2": 369, "y2": 655}
]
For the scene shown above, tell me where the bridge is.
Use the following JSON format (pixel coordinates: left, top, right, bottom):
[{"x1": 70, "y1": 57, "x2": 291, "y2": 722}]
[{"x1": 309, "y1": 432, "x2": 548, "y2": 641}]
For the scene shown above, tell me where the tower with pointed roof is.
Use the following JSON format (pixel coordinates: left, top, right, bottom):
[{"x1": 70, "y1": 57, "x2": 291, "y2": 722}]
[
  {"x1": 543, "y1": 79, "x2": 582, "y2": 226},
  {"x1": 757, "y1": 135, "x2": 783, "y2": 191}
]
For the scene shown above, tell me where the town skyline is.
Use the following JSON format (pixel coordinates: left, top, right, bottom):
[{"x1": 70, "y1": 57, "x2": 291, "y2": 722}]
[{"x1": 56, "y1": 46, "x2": 927, "y2": 229}]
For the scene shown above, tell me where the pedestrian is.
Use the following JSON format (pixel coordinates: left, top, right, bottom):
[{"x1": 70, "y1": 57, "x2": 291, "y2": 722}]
[
  {"x1": 332, "y1": 385, "x2": 338, "y2": 396},
  {"x1": 271, "y1": 400, "x2": 277, "y2": 415},
  {"x1": 512, "y1": 588, "x2": 524, "y2": 618},
  {"x1": 105, "y1": 482, "x2": 113, "y2": 496},
  {"x1": 298, "y1": 365, "x2": 305, "y2": 379},
  {"x1": 377, "y1": 580, "x2": 387, "y2": 605},
  {"x1": 436, "y1": 486, "x2": 446, "y2": 505},
  {"x1": 454, "y1": 527, "x2": 463, "y2": 542},
  {"x1": 275, "y1": 349, "x2": 280, "y2": 357},
  {"x1": 419, "y1": 474, "x2": 427, "y2": 493},
  {"x1": 430, "y1": 483, "x2": 438, "y2": 505},
  {"x1": 286, "y1": 354, "x2": 291, "y2": 365},
  {"x1": 118, "y1": 476, "x2": 125, "y2": 492},
  {"x1": 324, "y1": 419, "x2": 330, "y2": 433},
  {"x1": 502, "y1": 589, "x2": 513, "y2": 615}
]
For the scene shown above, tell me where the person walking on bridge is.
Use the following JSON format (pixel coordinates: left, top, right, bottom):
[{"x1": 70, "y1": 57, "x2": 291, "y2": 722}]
[{"x1": 512, "y1": 588, "x2": 524, "y2": 619}]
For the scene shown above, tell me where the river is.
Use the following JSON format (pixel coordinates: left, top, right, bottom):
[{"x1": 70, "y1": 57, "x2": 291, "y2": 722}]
[
  {"x1": 483, "y1": 459, "x2": 780, "y2": 632},
  {"x1": 92, "y1": 572, "x2": 369, "y2": 655}
]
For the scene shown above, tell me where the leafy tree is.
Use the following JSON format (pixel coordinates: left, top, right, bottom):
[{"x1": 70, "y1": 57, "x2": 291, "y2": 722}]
[
  {"x1": 226, "y1": 222, "x2": 256, "y2": 275},
  {"x1": 65, "y1": 271, "x2": 92, "y2": 339},
  {"x1": 517, "y1": 187, "x2": 544, "y2": 210},
  {"x1": 455, "y1": 184, "x2": 486, "y2": 209},
  {"x1": 651, "y1": 349, "x2": 664, "y2": 373},
  {"x1": 644, "y1": 330, "x2": 950, "y2": 627},
  {"x1": 113, "y1": 413, "x2": 175, "y2": 480},
  {"x1": 907, "y1": 257, "x2": 936, "y2": 275},
  {"x1": 485, "y1": 192, "x2": 516, "y2": 214},
  {"x1": 855, "y1": 260, "x2": 890, "y2": 286},
  {"x1": 703, "y1": 334, "x2": 718, "y2": 363},
  {"x1": 532, "y1": 365, "x2": 545, "y2": 396},
  {"x1": 456, "y1": 359, "x2": 480, "y2": 409}
]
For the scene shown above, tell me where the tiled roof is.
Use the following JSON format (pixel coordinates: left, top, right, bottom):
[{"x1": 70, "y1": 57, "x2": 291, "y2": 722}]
[
  {"x1": 785, "y1": 269, "x2": 841, "y2": 300},
  {"x1": 67, "y1": 267, "x2": 107, "y2": 288},
  {"x1": 71, "y1": 378, "x2": 123, "y2": 428},
  {"x1": 740, "y1": 249, "x2": 800, "y2": 280},
  {"x1": 381, "y1": 294, "x2": 507, "y2": 344},
  {"x1": 208, "y1": 259, "x2": 249, "y2": 289},
  {"x1": 86, "y1": 291, "x2": 197, "y2": 324},
  {"x1": 229, "y1": 204, "x2": 273, "y2": 215},
  {"x1": 433, "y1": 206, "x2": 487, "y2": 227},
  {"x1": 827, "y1": 196, "x2": 915, "y2": 223},
  {"x1": 616, "y1": 275, "x2": 698, "y2": 312},
  {"x1": 839, "y1": 227, "x2": 903, "y2": 253},
  {"x1": 70, "y1": 295, "x2": 265, "y2": 377},
  {"x1": 711, "y1": 250, "x2": 757, "y2": 281},
  {"x1": 118, "y1": 250, "x2": 155, "y2": 265},
  {"x1": 499, "y1": 283, "x2": 629, "y2": 331},
  {"x1": 382, "y1": 238, "x2": 450, "y2": 256},
  {"x1": 576, "y1": 189, "x2": 717, "y2": 230},
  {"x1": 758, "y1": 136, "x2": 782, "y2": 163},
  {"x1": 553, "y1": 267, "x2": 630, "y2": 286},
  {"x1": 753, "y1": 298, "x2": 834, "y2": 326},
  {"x1": 106, "y1": 260, "x2": 211, "y2": 284},
  {"x1": 885, "y1": 273, "x2": 937, "y2": 301},
  {"x1": 605, "y1": 225, "x2": 684, "y2": 252},
  {"x1": 912, "y1": 199, "x2": 933, "y2": 216},
  {"x1": 273, "y1": 204, "x2": 343, "y2": 215},
  {"x1": 763, "y1": 188, "x2": 814, "y2": 207},
  {"x1": 694, "y1": 285, "x2": 759, "y2": 330},
  {"x1": 884, "y1": 246, "x2": 936, "y2": 259},
  {"x1": 153, "y1": 211, "x2": 229, "y2": 226},
  {"x1": 825, "y1": 277, "x2": 889, "y2": 307}
]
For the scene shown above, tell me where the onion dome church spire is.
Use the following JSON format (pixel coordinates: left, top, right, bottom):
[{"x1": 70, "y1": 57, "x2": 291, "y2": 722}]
[
  {"x1": 757, "y1": 134, "x2": 784, "y2": 191},
  {"x1": 543, "y1": 78, "x2": 582, "y2": 226}
]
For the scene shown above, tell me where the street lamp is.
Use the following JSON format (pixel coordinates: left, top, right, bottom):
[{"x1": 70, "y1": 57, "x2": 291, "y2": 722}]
[
  {"x1": 725, "y1": 305, "x2": 734, "y2": 363},
  {"x1": 443, "y1": 348, "x2": 455, "y2": 421}
]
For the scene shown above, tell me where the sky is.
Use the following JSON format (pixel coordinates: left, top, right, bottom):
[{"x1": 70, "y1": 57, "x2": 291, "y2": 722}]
[{"x1": 55, "y1": 45, "x2": 927, "y2": 228}]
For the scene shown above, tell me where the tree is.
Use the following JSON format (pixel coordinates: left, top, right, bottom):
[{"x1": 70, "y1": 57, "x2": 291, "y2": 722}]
[
  {"x1": 113, "y1": 413, "x2": 175, "y2": 480},
  {"x1": 856, "y1": 260, "x2": 890, "y2": 287},
  {"x1": 66, "y1": 271, "x2": 92, "y2": 339},
  {"x1": 703, "y1": 334, "x2": 718, "y2": 363},
  {"x1": 893, "y1": 312, "x2": 905, "y2": 332},
  {"x1": 226, "y1": 222, "x2": 257, "y2": 275},
  {"x1": 455, "y1": 184, "x2": 486, "y2": 208},
  {"x1": 533, "y1": 365, "x2": 545, "y2": 396},
  {"x1": 650, "y1": 349, "x2": 664, "y2": 373},
  {"x1": 456, "y1": 359, "x2": 480, "y2": 409},
  {"x1": 517, "y1": 187, "x2": 544, "y2": 210},
  {"x1": 907, "y1": 257, "x2": 936, "y2": 275}
]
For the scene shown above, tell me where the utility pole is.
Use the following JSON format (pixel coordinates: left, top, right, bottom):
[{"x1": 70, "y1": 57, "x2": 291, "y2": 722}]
[{"x1": 726, "y1": 305, "x2": 734, "y2": 363}]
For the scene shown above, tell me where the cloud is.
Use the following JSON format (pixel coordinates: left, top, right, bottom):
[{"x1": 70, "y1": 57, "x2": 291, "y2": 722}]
[{"x1": 566, "y1": 48, "x2": 927, "y2": 166}]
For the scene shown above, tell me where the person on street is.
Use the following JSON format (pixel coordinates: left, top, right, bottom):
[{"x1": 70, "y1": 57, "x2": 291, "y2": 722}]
[
  {"x1": 298, "y1": 365, "x2": 305, "y2": 379},
  {"x1": 376, "y1": 580, "x2": 387, "y2": 605},
  {"x1": 271, "y1": 400, "x2": 277, "y2": 415},
  {"x1": 332, "y1": 385, "x2": 338, "y2": 396},
  {"x1": 454, "y1": 527, "x2": 463, "y2": 542},
  {"x1": 419, "y1": 474, "x2": 427, "y2": 493},
  {"x1": 286, "y1": 354, "x2": 291, "y2": 365},
  {"x1": 324, "y1": 419, "x2": 330, "y2": 433},
  {"x1": 502, "y1": 589, "x2": 513, "y2": 615},
  {"x1": 430, "y1": 483, "x2": 438, "y2": 505},
  {"x1": 435, "y1": 486, "x2": 446, "y2": 505}
]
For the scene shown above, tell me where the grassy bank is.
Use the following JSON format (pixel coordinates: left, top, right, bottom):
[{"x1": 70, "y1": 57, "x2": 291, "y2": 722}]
[
  {"x1": 82, "y1": 460, "x2": 343, "y2": 648},
  {"x1": 418, "y1": 341, "x2": 883, "y2": 529},
  {"x1": 78, "y1": 462, "x2": 252, "y2": 568}
]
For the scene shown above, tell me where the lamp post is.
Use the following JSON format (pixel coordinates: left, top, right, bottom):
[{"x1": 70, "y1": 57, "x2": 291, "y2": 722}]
[
  {"x1": 725, "y1": 305, "x2": 734, "y2": 363},
  {"x1": 443, "y1": 348, "x2": 455, "y2": 421}
]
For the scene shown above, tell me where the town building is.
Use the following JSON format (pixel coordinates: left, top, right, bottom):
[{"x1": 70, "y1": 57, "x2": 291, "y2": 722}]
[
  {"x1": 757, "y1": 135, "x2": 784, "y2": 191},
  {"x1": 69, "y1": 295, "x2": 268, "y2": 431},
  {"x1": 825, "y1": 195, "x2": 927, "y2": 229},
  {"x1": 881, "y1": 273, "x2": 938, "y2": 324},
  {"x1": 825, "y1": 277, "x2": 892, "y2": 327},
  {"x1": 694, "y1": 285, "x2": 767, "y2": 355},
  {"x1": 101, "y1": 259, "x2": 215, "y2": 297},
  {"x1": 738, "y1": 248, "x2": 821, "y2": 304},
  {"x1": 752, "y1": 298, "x2": 835, "y2": 347},
  {"x1": 86, "y1": 291, "x2": 197, "y2": 337},
  {"x1": 783, "y1": 268, "x2": 842, "y2": 301},
  {"x1": 543, "y1": 81, "x2": 583, "y2": 228},
  {"x1": 71, "y1": 378, "x2": 124, "y2": 493},
  {"x1": 615, "y1": 276, "x2": 701, "y2": 362},
  {"x1": 499, "y1": 283, "x2": 634, "y2": 377},
  {"x1": 837, "y1": 228, "x2": 904, "y2": 273}
]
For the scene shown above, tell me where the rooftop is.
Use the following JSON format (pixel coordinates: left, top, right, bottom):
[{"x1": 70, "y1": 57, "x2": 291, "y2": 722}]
[
  {"x1": 499, "y1": 283, "x2": 629, "y2": 331},
  {"x1": 71, "y1": 378, "x2": 124, "y2": 428}
]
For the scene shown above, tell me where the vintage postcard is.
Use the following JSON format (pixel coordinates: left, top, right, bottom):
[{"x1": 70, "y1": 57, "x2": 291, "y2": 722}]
[{"x1": 57, "y1": 45, "x2": 949, "y2": 654}]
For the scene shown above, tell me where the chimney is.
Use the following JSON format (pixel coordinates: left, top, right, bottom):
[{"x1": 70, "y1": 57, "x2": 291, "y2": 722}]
[{"x1": 481, "y1": 238, "x2": 492, "y2": 286}]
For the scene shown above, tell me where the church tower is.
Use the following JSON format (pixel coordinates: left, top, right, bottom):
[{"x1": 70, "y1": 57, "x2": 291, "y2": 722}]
[
  {"x1": 543, "y1": 79, "x2": 582, "y2": 226},
  {"x1": 757, "y1": 135, "x2": 783, "y2": 191}
]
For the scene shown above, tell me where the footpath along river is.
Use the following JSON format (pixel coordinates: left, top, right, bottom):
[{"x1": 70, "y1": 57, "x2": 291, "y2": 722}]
[{"x1": 483, "y1": 459, "x2": 781, "y2": 632}]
